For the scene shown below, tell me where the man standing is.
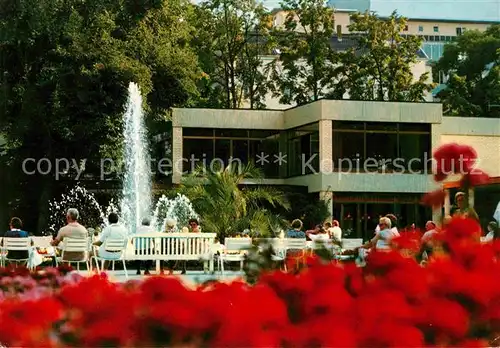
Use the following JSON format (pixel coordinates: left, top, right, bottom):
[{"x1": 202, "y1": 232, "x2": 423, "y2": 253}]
[{"x1": 51, "y1": 208, "x2": 88, "y2": 261}]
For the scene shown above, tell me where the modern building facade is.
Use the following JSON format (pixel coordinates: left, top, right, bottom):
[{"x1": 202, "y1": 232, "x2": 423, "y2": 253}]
[
  {"x1": 272, "y1": 6, "x2": 496, "y2": 62},
  {"x1": 172, "y1": 100, "x2": 500, "y2": 240}
]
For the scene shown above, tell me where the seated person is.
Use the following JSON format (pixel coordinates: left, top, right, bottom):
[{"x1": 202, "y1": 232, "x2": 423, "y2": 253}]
[
  {"x1": 51, "y1": 208, "x2": 88, "y2": 261},
  {"x1": 3, "y1": 217, "x2": 31, "y2": 262},
  {"x1": 92, "y1": 213, "x2": 127, "y2": 269},
  {"x1": 287, "y1": 219, "x2": 306, "y2": 238},
  {"x1": 307, "y1": 226, "x2": 330, "y2": 249}
]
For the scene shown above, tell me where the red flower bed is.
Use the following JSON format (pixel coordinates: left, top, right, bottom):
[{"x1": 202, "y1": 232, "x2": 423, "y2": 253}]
[{"x1": 0, "y1": 217, "x2": 498, "y2": 347}]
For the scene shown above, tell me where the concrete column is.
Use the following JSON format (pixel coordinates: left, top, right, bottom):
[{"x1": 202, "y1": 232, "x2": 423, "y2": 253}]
[
  {"x1": 319, "y1": 119, "x2": 333, "y2": 174},
  {"x1": 468, "y1": 187, "x2": 475, "y2": 208},
  {"x1": 320, "y1": 191, "x2": 333, "y2": 220},
  {"x1": 172, "y1": 127, "x2": 183, "y2": 184},
  {"x1": 432, "y1": 209, "x2": 441, "y2": 224},
  {"x1": 444, "y1": 188, "x2": 451, "y2": 216}
]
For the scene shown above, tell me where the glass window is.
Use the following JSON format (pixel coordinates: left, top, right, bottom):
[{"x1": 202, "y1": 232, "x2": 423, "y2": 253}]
[
  {"x1": 333, "y1": 121, "x2": 364, "y2": 130},
  {"x1": 366, "y1": 122, "x2": 398, "y2": 131},
  {"x1": 365, "y1": 133, "x2": 398, "y2": 171},
  {"x1": 249, "y1": 130, "x2": 279, "y2": 139},
  {"x1": 418, "y1": 25, "x2": 424, "y2": 32},
  {"x1": 333, "y1": 132, "x2": 364, "y2": 170},
  {"x1": 214, "y1": 129, "x2": 248, "y2": 138},
  {"x1": 183, "y1": 128, "x2": 213, "y2": 137},
  {"x1": 399, "y1": 133, "x2": 431, "y2": 173},
  {"x1": 288, "y1": 138, "x2": 303, "y2": 177},
  {"x1": 231, "y1": 140, "x2": 249, "y2": 167},
  {"x1": 214, "y1": 139, "x2": 231, "y2": 170},
  {"x1": 183, "y1": 138, "x2": 213, "y2": 172},
  {"x1": 399, "y1": 123, "x2": 430, "y2": 132},
  {"x1": 433, "y1": 26, "x2": 439, "y2": 32}
]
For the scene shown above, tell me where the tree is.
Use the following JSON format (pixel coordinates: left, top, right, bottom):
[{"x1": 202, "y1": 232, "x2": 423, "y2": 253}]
[
  {"x1": 332, "y1": 11, "x2": 433, "y2": 101},
  {"x1": 433, "y1": 25, "x2": 500, "y2": 117},
  {"x1": 189, "y1": 0, "x2": 270, "y2": 109},
  {"x1": 178, "y1": 163, "x2": 290, "y2": 241},
  {"x1": 0, "y1": 0, "x2": 201, "y2": 232},
  {"x1": 267, "y1": 0, "x2": 335, "y2": 106}
]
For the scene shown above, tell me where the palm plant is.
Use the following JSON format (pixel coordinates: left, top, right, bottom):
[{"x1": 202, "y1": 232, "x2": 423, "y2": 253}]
[{"x1": 177, "y1": 162, "x2": 290, "y2": 241}]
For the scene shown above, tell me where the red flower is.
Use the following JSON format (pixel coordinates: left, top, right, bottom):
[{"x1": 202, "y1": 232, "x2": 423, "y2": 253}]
[
  {"x1": 443, "y1": 216, "x2": 482, "y2": 244},
  {"x1": 421, "y1": 189, "x2": 446, "y2": 208},
  {"x1": 391, "y1": 229, "x2": 423, "y2": 253},
  {"x1": 358, "y1": 322, "x2": 424, "y2": 347},
  {"x1": 461, "y1": 169, "x2": 490, "y2": 187},
  {"x1": 433, "y1": 143, "x2": 477, "y2": 179},
  {"x1": 415, "y1": 298, "x2": 470, "y2": 340}
]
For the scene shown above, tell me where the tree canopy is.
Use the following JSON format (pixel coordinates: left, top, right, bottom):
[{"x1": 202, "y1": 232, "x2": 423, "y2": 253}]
[
  {"x1": 0, "y1": 0, "x2": 201, "y2": 231},
  {"x1": 331, "y1": 11, "x2": 433, "y2": 101},
  {"x1": 434, "y1": 25, "x2": 500, "y2": 117}
]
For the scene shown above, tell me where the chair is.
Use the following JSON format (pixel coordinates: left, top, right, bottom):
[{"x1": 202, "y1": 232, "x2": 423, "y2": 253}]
[
  {"x1": 91, "y1": 238, "x2": 128, "y2": 278},
  {"x1": 219, "y1": 238, "x2": 253, "y2": 276},
  {"x1": 342, "y1": 238, "x2": 364, "y2": 251},
  {"x1": 273, "y1": 238, "x2": 307, "y2": 272},
  {"x1": 60, "y1": 237, "x2": 91, "y2": 273},
  {"x1": 2, "y1": 238, "x2": 31, "y2": 268}
]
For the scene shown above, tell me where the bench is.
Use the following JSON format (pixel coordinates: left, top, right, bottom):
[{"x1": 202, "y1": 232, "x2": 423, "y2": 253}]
[
  {"x1": 128, "y1": 233, "x2": 217, "y2": 273},
  {"x1": 342, "y1": 238, "x2": 364, "y2": 250}
]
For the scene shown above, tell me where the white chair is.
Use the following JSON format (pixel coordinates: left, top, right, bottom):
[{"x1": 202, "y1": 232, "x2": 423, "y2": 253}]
[
  {"x1": 272, "y1": 238, "x2": 307, "y2": 272},
  {"x1": 342, "y1": 238, "x2": 363, "y2": 251},
  {"x1": 91, "y1": 238, "x2": 128, "y2": 278},
  {"x1": 219, "y1": 238, "x2": 253, "y2": 276},
  {"x1": 2, "y1": 238, "x2": 31, "y2": 267},
  {"x1": 59, "y1": 237, "x2": 91, "y2": 273}
]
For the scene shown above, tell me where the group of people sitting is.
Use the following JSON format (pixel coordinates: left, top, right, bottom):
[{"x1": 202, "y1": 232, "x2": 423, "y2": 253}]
[
  {"x1": 1, "y1": 209, "x2": 202, "y2": 273},
  {"x1": 285, "y1": 219, "x2": 343, "y2": 242}
]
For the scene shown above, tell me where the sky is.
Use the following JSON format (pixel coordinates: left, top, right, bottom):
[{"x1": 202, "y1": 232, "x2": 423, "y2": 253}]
[{"x1": 192, "y1": 0, "x2": 500, "y2": 22}]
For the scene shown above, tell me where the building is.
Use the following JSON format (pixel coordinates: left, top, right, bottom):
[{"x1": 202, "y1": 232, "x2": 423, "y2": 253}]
[
  {"x1": 326, "y1": 0, "x2": 498, "y2": 61},
  {"x1": 171, "y1": 100, "x2": 500, "y2": 240}
]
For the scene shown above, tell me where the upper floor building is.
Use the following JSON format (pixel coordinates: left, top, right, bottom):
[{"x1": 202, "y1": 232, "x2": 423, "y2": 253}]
[{"x1": 271, "y1": 2, "x2": 498, "y2": 61}]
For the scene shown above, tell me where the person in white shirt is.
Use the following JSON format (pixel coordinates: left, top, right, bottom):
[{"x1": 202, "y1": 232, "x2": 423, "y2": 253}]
[
  {"x1": 135, "y1": 217, "x2": 155, "y2": 275},
  {"x1": 484, "y1": 221, "x2": 499, "y2": 242},
  {"x1": 362, "y1": 217, "x2": 398, "y2": 251},
  {"x1": 307, "y1": 226, "x2": 330, "y2": 250},
  {"x1": 374, "y1": 214, "x2": 400, "y2": 238},
  {"x1": 92, "y1": 213, "x2": 128, "y2": 269},
  {"x1": 326, "y1": 220, "x2": 342, "y2": 242}
]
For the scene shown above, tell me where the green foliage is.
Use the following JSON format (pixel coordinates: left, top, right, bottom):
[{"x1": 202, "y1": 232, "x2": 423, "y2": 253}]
[
  {"x1": 189, "y1": 0, "x2": 271, "y2": 108},
  {"x1": 268, "y1": 0, "x2": 335, "y2": 105},
  {"x1": 178, "y1": 163, "x2": 290, "y2": 241},
  {"x1": 434, "y1": 25, "x2": 500, "y2": 117},
  {"x1": 0, "y1": 0, "x2": 201, "y2": 231},
  {"x1": 331, "y1": 11, "x2": 433, "y2": 101}
]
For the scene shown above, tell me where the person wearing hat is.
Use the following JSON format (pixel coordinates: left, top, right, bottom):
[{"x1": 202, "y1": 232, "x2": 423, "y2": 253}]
[{"x1": 451, "y1": 192, "x2": 479, "y2": 221}]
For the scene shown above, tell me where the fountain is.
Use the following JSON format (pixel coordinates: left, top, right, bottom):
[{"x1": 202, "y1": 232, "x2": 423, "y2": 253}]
[
  {"x1": 46, "y1": 185, "x2": 105, "y2": 236},
  {"x1": 120, "y1": 82, "x2": 152, "y2": 234},
  {"x1": 151, "y1": 194, "x2": 198, "y2": 232},
  {"x1": 46, "y1": 83, "x2": 198, "y2": 235}
]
